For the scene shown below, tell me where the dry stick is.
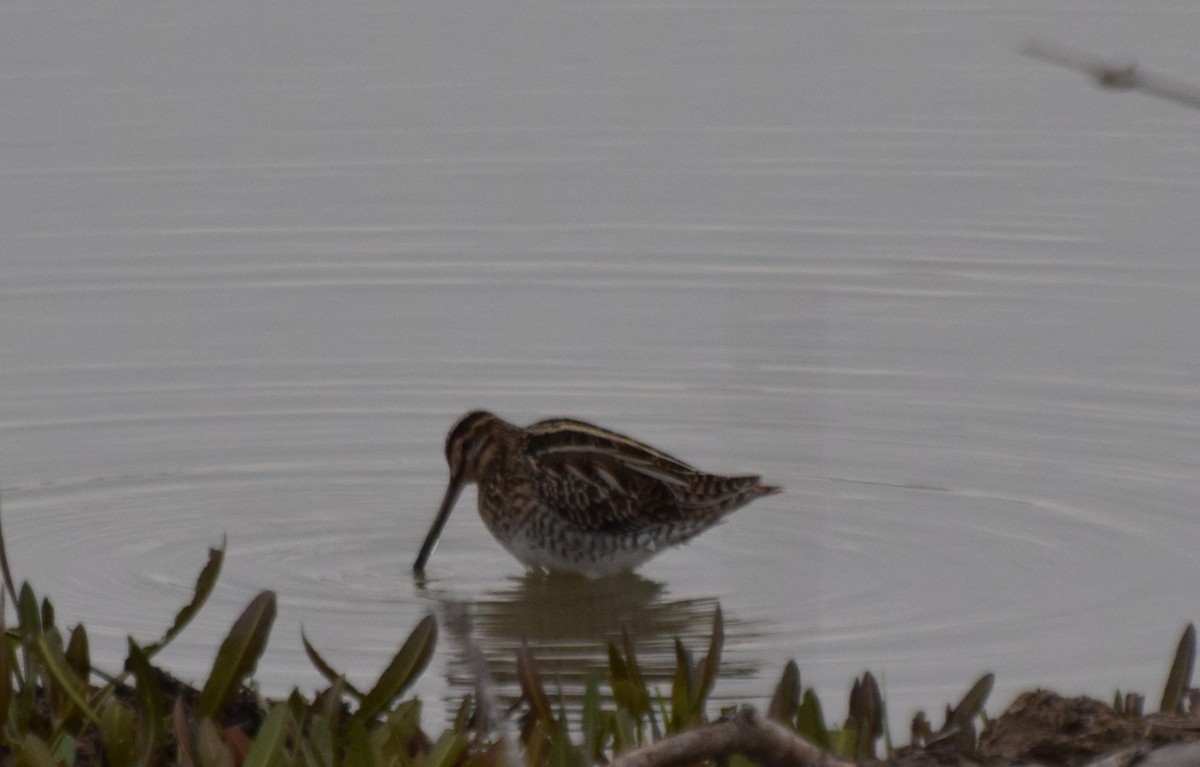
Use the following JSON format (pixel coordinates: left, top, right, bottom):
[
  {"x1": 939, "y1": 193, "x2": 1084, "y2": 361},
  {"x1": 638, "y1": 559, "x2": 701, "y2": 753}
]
[
  {"x1": 610, "y1": 706, "x2": 856, "y2": 767},
  {"x1": 1023, "y1": 37, "x2": 1200, "y2": 111}
]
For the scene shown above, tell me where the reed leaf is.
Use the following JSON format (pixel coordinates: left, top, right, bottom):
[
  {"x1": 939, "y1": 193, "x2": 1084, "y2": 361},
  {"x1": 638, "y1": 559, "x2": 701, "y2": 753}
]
[
  {"x1": 65, "y1": 624, "x2": 90, "y2": 684},
  {"x1": 0, "y1": 591, "x2": 11, "y2": 730},
  {"x1": 16, "y1": 733, "x2": 57, "y2": 767},
  {"x1": 50, "y1": 734, "x2": 75, "y2": 767},
  {"x1": 610, "y1": 709, "x2": 635, "y2": 755},
  {"x1": 947, "y1": 673, "x2": 994, "y2": 731},
  {"x1": 34, "y1": 633, "x2": 101, "y2": 727},
  {"x1": 669, "y1": 638, "x2": 692, "y2": 732},
  {"x1": 145, "y1": 538, "x2": 226, "y2": 657},
  {"x1": 797, "y1": 688, "x2": 831, "y2": 750},
  {"x1": 382, "y1": 699, "x2": 424, "y2": 756},
  {"x1": 313, "y1": 675, "x2": 347, "y2": 732},
  {"x1": 581, "y1": 674, "x2": 603, "y2": 761},
  {"x1": 452, "y1": 692, "x2": 473, "y2": 734},
  {"x1": 342, "y1": 719, "x2": 373, "y2": 767},
  {"x1": 1160, "y1": 623, "x2": 1196, "y2": 714},
  {"x1": 301, "y1": 626, "x2": 364, "y2": 701},
  {"x1": 39, "y1": 599, "x2": 54, "y2": 635},
  {"x1": 17, "y1": 583, "x2": 40, "y2": 644},
  {"x1": 196, "y1": 717, "x2": 234, "y2": 767},
  {"x1": 517, "y1": 641, "x2": 554, "y2": 726},
  {"x1": 0, "y1": 495, "x2": 19, "y2": 607},
  {"x1": 847, "y1": 672, "x2": 882, "y2": 740},
  {"x1": 692, "y1": 607, "x2": 724, "y2": 721},
  {"x1": 16, "y1": 583, "x2": 40, "y2": 706},
  {"x1": 426, "y1": 731, "x2": 469, "y2": 767},
  {"x1": 127, "y1": 638, "x2": 165, "y2": 766},
  {"x1": 304, "y1": 714, "x2": 334, "y2": 767},
  {"x1": 844, "y1": 676, "x2": 883, "y2": 758},
  {"x1": 524, "y1": 718, "x2": 553, "y2": 767},
  {"x1": 242, "y1": 702, "x2": 293, "y2": 767},
  {"x1": 100, "y1": 700, "x2": 137, "y2": 767},
  {"x1": 622, "y1": 629, "x2": 658, "y2": 737},
  {"x1": 172, "y1": 696, "x2": 196, "y2": 767},
  {"x1": 39, "y1": 625, "x2": 68, "y2": 723},
  {"x1": 768, "y1": 660, "x2": 800, "y2": 725},
  {"x1": 607, "y1": 636, "x2": 652, "y2": 732},
  {"x1": 549, "y1": 714, "x2": 584, "y2": 767},
  {"x1": 196, "y1": 590, "x2": 277, "y2": 720},
  {"x1": 352, "y1": 613, "x2": 436, "y2": 725}
]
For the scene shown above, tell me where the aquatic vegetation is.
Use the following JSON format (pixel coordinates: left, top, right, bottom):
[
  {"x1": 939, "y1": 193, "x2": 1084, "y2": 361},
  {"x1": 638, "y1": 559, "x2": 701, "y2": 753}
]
[{"x1": 0, "y1": 495, "x2": 1197, "y2": 766}]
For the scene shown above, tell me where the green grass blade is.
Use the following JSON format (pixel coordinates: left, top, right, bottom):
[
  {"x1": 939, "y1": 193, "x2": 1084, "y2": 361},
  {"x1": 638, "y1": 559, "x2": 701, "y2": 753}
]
[
  {"x1": 0, "y1": 494, "x2": 20, "y2": 607},
  {"x1": 352, "y1": 614, "x2": 436, "y2": 725},
  {"x1": 620, "y1": 630, "x2": 648, "y2": 698},
  {"x1": 197, "y1": 717, "x2": 234, "y2": 767},
  {"x1": 620, "y1": 629, "x2": 658, "y2": 737},
  {"x1": 797, "y1": 688, "x2": 831, "y2": 750},
  {"x1": 549, "y1": 716, "x2": 583, "y2": 767},
  {"x1": 669, "y1": 639, "x2": 692, "y2": 733},
  {"x1": 50, "y1": 734, "x2": 74, "y2": 767},
  {"x1": 0, "y1": 591, "x2": 11, "y2": 729},
  {"x1": 846, "y1": 671, "x2": 881, "y2": 748},
  {"x1": 39, "y1": 599, "x2": 54, "y2": 635},
  {"x1": 243, "y1": 702, "x2": 294, "y2": 767},
  {"x1": 606, "y1": 642, "x2": 641, "y2": 718},
  {"x1": 100, "y1": 701, "x2": 137, "y2": 767},
  {"x1": 305, "y1": 714, "x2": 334, "y2": 767},
  {"x1": 581, "y1": 674, "x2": 601, "y2": 761},
  {"x1": 451, "y1": 692, "x2": 473, "y2": 733},
  {"x1": 301, "y1": 627, "x2": 364, "y2": 701},
  {"x1": 65, "y1": 624, "x2": 90, "y2": 683},
  {"x1": 425, "y1": 731, "x2": 468, "y2": 767},
  {"x1": 35, "y1": 634, "x2": 101, "y2": 726},
  {"x1": 16, "y1": 733, "x2": 58, "y2": 767},
  {"x1": 343, "y1": 718, "x2": 373, "y2": 767},
  {"x1": 127, "y1": 638, "x2": 165, "y2": 766},
  {"x1": 693, "y1": 607, "x2": 724, "y2": 719},
  {"x1": 144, "y1": 537, "x2": 226, "y2": 657},
  {"x1": 196, "y1": 590, "x2": 277, "y2": 720},
  {"x1": 16, "y1": 583, "x2": 41, "y2": 699},
  {"x1": 610, "y1": 709, "x2": 635, "y2": 755},
  {"x1": 767, "y1": 660, "x2": 800, "y2": 724},
  {"x1": 17, "y1": 583, "x2": 41, "y2": 643},
  {"x1": 516, "y1": 641, "x2": 553, "y2": 726}
]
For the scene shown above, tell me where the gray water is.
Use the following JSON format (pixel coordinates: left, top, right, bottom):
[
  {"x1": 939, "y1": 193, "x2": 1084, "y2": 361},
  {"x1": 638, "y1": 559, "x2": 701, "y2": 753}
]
[{"x1": 2, "y1": 1, "x2": 1200, "y2": 729}]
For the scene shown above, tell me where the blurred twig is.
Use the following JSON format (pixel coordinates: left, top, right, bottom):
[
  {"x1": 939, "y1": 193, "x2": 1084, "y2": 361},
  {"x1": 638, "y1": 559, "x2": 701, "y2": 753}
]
[{"x1": 1023, "y1": 37, "x2": 1200, "y2": 111}]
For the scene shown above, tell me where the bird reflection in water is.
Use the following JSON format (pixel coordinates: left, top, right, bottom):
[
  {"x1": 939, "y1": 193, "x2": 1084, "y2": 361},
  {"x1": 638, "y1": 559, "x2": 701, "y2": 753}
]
[{"x1": 418, "y1": 570, "x2": 761, "y2": 716}]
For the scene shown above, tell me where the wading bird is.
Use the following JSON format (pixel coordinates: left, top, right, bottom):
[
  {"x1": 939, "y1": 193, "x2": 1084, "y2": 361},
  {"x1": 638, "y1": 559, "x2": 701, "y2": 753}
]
[{"x1": 413, "y1": 411, "x2": 781, "y2": 578}]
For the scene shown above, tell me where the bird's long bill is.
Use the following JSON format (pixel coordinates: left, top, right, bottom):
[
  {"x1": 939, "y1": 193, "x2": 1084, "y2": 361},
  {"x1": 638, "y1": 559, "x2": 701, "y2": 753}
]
[{"x1": 412, "y1": 474, "x2": 465, "y2": 573}]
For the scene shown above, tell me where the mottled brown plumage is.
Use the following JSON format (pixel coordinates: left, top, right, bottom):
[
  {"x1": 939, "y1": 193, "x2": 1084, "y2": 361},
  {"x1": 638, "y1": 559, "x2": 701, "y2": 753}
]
[{"x1": 413, "y1": 411, "x2": 781, "y2": 577}]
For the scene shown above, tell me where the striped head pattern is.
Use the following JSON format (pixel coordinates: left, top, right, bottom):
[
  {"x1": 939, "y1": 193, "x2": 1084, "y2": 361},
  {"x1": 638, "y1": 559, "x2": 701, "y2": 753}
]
[{"x1": 444, "y1": 410, "x2": 509, "y2": 482}]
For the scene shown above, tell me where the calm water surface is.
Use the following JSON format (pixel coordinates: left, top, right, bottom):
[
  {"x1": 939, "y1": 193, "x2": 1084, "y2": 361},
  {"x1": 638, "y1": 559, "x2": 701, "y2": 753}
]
[{"x1": 2, "y1": 1, "x2": 1200, "y2": 726}]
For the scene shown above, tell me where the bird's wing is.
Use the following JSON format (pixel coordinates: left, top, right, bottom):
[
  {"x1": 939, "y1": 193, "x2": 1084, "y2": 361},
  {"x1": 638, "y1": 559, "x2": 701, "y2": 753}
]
[
  {"x1": 522, "y1": 418, "x2": 695, "y2": 532},
  {"x1": 529, "y1": 450, "x2": 682, "y2": 533},
  {"x1": 523, "y1": 418, "x2": 767, "y2": 532},
  {"x1": 525, "y1": 418, "x2": 696, "y2": 474}
]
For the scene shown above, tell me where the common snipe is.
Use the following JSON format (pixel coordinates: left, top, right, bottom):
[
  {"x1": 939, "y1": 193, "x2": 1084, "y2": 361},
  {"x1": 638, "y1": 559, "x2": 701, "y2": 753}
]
[{"x1": 413, "y1": 411, "x2": 781, "y2": 577}]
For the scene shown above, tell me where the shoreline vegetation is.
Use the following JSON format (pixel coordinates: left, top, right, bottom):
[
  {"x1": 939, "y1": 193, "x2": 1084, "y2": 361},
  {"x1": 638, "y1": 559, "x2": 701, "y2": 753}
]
[{"x1": 2, "y1": 510, "x2": 1198, "y2": 767}]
